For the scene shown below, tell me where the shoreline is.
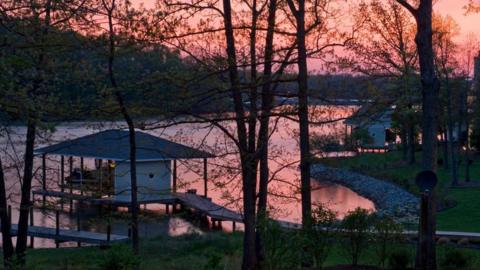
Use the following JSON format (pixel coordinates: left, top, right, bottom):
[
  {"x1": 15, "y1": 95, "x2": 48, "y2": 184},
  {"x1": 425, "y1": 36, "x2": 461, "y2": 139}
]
[{"x1": 311, "y1": 164, "x2": 419, "y2": 224}]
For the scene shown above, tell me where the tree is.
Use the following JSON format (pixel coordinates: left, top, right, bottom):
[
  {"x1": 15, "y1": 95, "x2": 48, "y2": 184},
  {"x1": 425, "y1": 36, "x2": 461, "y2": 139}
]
[
  {"x1": 395, "y1": 1, "x2": 439, "y2": 269},
  {"x1": 348, "y1": 0, "x2": 420, "y2": 164},
  {"x1": 285, "y1": 0, "x2": 312, "y2": 230},
  {"x1": 100, "y1": 0, "x2": 141, "y2": 255},
  {"x1": 433, "y1": 14, "x2": 461, "y2": 186},
  {"x1": 0, "y1": 0, "x2": 89, "y2": 265}
]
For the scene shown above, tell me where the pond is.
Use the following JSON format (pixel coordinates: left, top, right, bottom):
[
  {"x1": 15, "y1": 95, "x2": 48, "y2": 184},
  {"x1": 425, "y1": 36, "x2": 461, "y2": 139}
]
[{"x1": 0, "y1": 106, "x2": 375, "y2": 248}]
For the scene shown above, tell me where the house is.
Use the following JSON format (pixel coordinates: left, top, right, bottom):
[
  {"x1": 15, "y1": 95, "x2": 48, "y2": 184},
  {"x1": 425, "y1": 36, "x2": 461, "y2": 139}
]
[
  {"x1": 34, "y1": 129, "x2": 214, "y2": 200},
  {"x1": 344, "y1": 105, "x2": 395, "y2": 150}
]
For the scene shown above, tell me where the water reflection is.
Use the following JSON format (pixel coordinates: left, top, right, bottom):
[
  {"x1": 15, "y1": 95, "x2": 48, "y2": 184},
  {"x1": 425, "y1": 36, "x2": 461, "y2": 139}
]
[{"x1": 1, "y1": 106, "x2": 375, "y2": 248}]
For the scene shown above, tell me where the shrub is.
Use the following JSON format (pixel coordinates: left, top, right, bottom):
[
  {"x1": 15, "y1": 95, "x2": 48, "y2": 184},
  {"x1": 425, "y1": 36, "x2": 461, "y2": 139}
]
[
  {"x1": 99, "y1": 244, "x2": 140, "y2": 270},
  {"x1": 441, "y1": 249, "x2": 472, "y2": 270},
  {"x1": 302, "y1": 205, "x2": 337, "y2": 268},
  {"x1": 388, "y1": 249, "x2": 411, "y2": 270},
  {"x1": 372, "y1": 215, "x2": 403, "y2": 268},
  {"x1": 259, "y1": 214, "x2": 302, "y2": 270},
  {"x1": 340, "y1": 207, "x2": 375, "y2": 266}
]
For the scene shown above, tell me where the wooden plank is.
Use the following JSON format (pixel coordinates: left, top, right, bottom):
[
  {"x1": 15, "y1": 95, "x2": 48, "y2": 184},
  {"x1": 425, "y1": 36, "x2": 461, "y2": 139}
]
[
  {"x1": 32, "y1": 189, "x2": 95, "y2": 201},
  {"x1": 1, "y1": 224, "x2": 128, "y2": 245},
  {"x1": 174, "y1": 193, "x2": 243, "y2": 222}
]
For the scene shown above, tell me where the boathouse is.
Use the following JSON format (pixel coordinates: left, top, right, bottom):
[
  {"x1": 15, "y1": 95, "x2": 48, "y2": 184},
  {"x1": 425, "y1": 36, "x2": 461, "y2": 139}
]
[
  {"x1": 34, "y1": 129, "x2": 214, "y2": 201},
  {"x1": 344, "y1": 106, "x2": 395, "y2": 151}
]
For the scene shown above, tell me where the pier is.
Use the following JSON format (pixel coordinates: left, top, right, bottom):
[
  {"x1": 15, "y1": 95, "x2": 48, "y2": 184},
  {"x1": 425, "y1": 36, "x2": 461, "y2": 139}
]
[{"x1": 5, "y1": 224, "x2": 129, "y2": 246}]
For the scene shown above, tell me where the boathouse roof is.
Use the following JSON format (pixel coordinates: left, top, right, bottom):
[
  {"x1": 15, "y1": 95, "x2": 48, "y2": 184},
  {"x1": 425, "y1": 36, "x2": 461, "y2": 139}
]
[{"x1": 34, "y1": 129, "x2": 214, "y2": 161}]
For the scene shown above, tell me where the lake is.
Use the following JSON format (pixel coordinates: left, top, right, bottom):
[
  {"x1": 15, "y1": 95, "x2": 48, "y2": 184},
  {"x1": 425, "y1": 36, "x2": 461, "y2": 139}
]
[{"x1": 0, "y1": 105, "x2": 375, "y2": 248}]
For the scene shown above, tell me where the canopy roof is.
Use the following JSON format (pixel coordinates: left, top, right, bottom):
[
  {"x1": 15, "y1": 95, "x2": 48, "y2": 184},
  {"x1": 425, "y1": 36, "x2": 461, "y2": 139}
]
[{"x1": 34, "y1": 129, "x2": 214, "y2": 161}]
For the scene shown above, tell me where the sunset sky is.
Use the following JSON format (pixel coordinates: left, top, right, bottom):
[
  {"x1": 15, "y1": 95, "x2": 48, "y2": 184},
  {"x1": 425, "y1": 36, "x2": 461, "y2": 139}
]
[
  {"x1": 435, "y1": 0, "x2": 479, "y2": 40},
  {"x1": 133, "y1": 0, "x2": 479, "y2": 41}
]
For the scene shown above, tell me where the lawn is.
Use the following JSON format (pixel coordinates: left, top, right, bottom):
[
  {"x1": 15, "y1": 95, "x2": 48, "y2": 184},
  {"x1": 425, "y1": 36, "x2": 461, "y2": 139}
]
[
  {"x1": 6, "y1": 232, "x2": 480, "y2": 269},
  {"x1": 319, "y1": 150, "x2": 480, "y2": 232}
]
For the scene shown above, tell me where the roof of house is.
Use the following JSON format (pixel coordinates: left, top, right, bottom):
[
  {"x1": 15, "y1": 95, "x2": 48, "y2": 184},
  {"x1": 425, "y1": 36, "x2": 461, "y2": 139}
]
[
  {"x1": 344, "y1": 105, "x2": 393, "y2": 128},
  {"x1": 34, "y1": 129, "x2": 214, "y2": 161}
]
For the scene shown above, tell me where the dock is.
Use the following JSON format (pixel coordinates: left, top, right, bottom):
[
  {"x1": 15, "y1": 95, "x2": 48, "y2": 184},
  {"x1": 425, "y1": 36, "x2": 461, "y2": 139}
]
[
  {"x1": 2, "y1": 224, "x2": 128, "y2": 246},
  {"x1": 33, "y1": 189, "x2": 244, "y2": 224}
]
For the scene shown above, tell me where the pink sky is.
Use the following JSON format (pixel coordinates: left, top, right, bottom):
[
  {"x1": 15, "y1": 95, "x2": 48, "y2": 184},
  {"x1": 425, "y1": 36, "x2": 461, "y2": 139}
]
[
  {"x1": 435, "y1": 0, "x2": 479, "y2": 40},
  {"x1": 134, "y1": 0, "x2": 479, "y2": 40}
]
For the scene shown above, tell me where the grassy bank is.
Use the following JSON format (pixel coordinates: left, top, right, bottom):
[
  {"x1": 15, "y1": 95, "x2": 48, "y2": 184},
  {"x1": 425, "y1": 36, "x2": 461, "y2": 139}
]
[
  {"x1": 4, "y1": 232, "x2": 480, "y2": 269},
  {"x1": 319, "y1": 151, "x2": 480, "y2": 232}
]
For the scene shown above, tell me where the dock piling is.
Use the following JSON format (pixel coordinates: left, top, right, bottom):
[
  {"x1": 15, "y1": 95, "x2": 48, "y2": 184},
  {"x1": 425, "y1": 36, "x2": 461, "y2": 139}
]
[
  {"x1": 55, "y1": 210, "x2": 60, "y2": 248},
  {"x1": 77, "y1": 201, "x2": 81, "y2": 247},
  {"x1": 29, "y1": 207, "x2": 34, "y2": 248},
  {"x1": 42, "y1": 154, "x2": 46, "y2": 207},
  {"x1": 107, "y1": 224, "x2": 111, "y2": 244},
  {"x1": 60, "y1": 155, "x2": 64, "y2": 210}
]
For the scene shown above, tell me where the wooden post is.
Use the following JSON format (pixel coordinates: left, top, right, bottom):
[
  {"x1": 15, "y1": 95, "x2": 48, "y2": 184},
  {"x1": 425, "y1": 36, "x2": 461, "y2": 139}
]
[
  {"x1": 60, "y1": 155, "x2": 65, "y2": 210},
  {"x1": 60, "y1": 156, "x2": 65, "y2": 191},
  {"x1": 99, "y1": 159, "x2": 103, "y2": 194},
  {"x1": 77, "y1": 201, "x2": 81, "y2": 247},
  {"x1": 29, "y1": 207, "x2": 34, "y2": 248},
  {"x1": 172, "y1": 160, "x2": 177, "y2": 193},
  {"x1": 415, "y1": 171, "x2": 438, "y2": 270},
  {"x1": 80, "y1": 157, "x2": 84, "y2": 196},
  {"x1": 166, "y1": 204, "x2": 170, "y2": 215},
  {"x1": 203, "y1": 158, "x2": 208, "y2": 198},
  {"x1": 69, "y1": 156, "x2": 73, "y2": 174},
  {"x1": 69, "y1": 156, "x2": 73, "y2": 214},
  {"x1": 42, "y1": 154, "x2": 46, "y2": 207},
  {"x1": 107, "y1": 223, "x2": 111, "y2": 244},
  {"x1": 55, "y1": 210, "x2": 60, "y2": 248},
  {"x1": 7, "y1": 205, "x2": 11, "y2": 224},
  {"x1": 232, "y1": 221, "x2": 236, "y2": 232}
]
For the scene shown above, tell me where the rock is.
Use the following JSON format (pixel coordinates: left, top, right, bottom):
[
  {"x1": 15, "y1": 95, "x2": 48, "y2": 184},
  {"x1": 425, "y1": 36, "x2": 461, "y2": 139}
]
[{"x1": 311, "y1": 164, "x2": 419, "y2": 222}]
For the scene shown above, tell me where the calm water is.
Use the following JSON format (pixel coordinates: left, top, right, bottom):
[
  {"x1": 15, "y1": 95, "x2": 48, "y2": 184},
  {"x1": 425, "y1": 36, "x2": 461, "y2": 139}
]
[{"x1": 1, "y1": 106, "x2": 375, "y2": 248}]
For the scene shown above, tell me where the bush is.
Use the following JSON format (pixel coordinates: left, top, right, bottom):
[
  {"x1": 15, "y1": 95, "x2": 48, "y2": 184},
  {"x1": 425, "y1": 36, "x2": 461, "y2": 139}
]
[
  {"x1": 372, "y1": 216, "x2": 403, "y2": 268},
  {"x1": 441, "y1": 249, "x2": 472, "y2": 270},
  {"x1": 302, "y1": 205, "x2": 337, "y2": 268},
  {"x1": 388, "y1": 249, "x2": 411, "y2": 270},
  {"x1": 259, "y1": 214, "x2": 302, "y2": 270},
  {"x1": 340, "y1": 207, "x2": 375, "y2": 266},
  {"x1": 99, "y1": 244, "x2": 140, "y2": 270}
]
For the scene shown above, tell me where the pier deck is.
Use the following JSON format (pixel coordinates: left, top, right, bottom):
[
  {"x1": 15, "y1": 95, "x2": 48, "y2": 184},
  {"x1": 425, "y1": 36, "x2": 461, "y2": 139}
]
[
  {"x1": 33, "y1": 189, "x2": 243, "y2": 223},
  {"x1": 2, "y1": 224, "x2": 128, "y2": 245}
]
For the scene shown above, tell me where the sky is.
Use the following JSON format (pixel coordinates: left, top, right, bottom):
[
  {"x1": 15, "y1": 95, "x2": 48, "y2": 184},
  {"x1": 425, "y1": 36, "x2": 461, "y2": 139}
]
[
  {"x1": 435, "y1": 0, "x2": 479, "y2": 41},
  {"x1": 133, "y1": 0, "x2": 479, "y2": 41}
]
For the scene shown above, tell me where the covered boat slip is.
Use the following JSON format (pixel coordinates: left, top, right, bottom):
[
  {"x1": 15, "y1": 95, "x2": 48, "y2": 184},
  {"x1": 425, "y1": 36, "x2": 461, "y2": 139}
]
[{"x1": 32, "y1": 129, "x2": 242, "y2": 225}]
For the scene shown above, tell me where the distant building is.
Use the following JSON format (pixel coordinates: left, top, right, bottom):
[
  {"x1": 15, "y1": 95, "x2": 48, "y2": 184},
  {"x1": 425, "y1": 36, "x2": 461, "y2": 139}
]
[{"x1": 344, "y1": 106, "x2": 395, "y2": 150}]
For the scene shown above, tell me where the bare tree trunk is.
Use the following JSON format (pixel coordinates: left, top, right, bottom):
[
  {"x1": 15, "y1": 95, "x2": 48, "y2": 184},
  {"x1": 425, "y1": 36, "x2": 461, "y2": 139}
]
[
  {"x1": 396, "y1": 1, "x2": 438, "y2": 269},
  {"x1": 441, "y1": 128, "x2": 448, "y2": 169},
  {"x1": 105, "y1": 0, "x2": 139, "y2": 255},
  {"x1": 445, "y1": 77, "x2": 459, "y2": 186},
  {"x1": 401, "y1": 126, "x2": 408, "y2": 161},
  {"x1": 0, "y1": 157, "x2": 14, "y2": 268},
  {"x1": 15, "y1": 120, "x2": 36, "y2": 263},
  {"x1": 221, "y1": 0, "x2": 257, "y2": 268},
  {"x1": 286, "y1": 0, "x2": 312, "y2": 228},
  {"x1": 256, "y1": 0, "x2": 277, "y2": 264},
  {"x1": 407, "y1": 122, "x2": 416, "y2": 164},
  {"x1": 16, "y1": 0, "x2": 52, "y2": 263},
  {"x1": 464, "y1": 86, "x2": 471, "y2": 182}
]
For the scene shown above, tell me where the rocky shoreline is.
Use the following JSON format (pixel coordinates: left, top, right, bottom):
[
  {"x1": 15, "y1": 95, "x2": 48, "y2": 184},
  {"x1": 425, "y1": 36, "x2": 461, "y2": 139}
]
[{"x1": 311, "y1": 164, "x2": 419, "y2": 224}]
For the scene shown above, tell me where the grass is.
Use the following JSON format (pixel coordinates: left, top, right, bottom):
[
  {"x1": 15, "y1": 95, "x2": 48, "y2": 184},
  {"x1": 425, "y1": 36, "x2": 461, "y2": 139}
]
[
  {"x1": 319, "y1": 150, "x2": 480, "y2": 232},
  {"x1": 4, "y1": 232, "x2": 480, "y2": 269}
]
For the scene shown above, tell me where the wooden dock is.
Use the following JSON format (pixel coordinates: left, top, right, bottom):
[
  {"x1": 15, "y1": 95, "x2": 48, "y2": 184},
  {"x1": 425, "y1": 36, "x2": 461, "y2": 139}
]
[
  {"x1": 33, "y1": 189, "x2": 244, "y2": 224},
  {"x1": 33, "y1": 189, "x2": 97, "y2": 201},
  {"x1": 2, "y1": 224, "x2": 129, "y2": 245},
  {"x1": 175, "y1": 192, "x2": 243, "y2": 222}
]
